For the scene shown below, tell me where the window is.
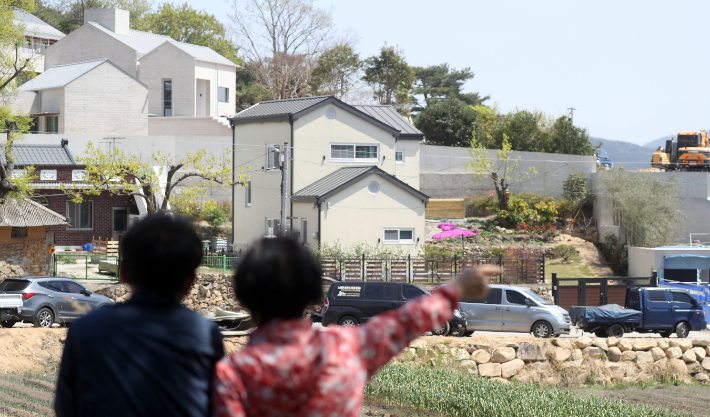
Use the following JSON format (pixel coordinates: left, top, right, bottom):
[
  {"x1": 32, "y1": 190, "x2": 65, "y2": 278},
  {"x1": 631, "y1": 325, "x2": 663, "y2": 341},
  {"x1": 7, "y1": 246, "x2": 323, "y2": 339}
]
[
  {"x1": 265, "y1": 218, "x2": 280, "y2": 237},
  {"x1": 11, "y1": 227, "x2": 27, "y2": 238},
  {"x1": 383, "y1": 228, "x2": 415, "y2": 244},
  {"x1": 11, "y1": 170, "x2": 25, "y2": 179},
  {"x1": 245, "y1": 181, "x2": 251, "y2": 207},
  {"x1": 67, "y1": 201, "x2": 93, "y2": 229},
  {"x1": 40, "y1": 170, "x2": 57, "y2": 181},
  {"x1": 218, "y1": 87, "x2": 229, "y2": 103},
  {"x1": 266, "y1": 144, "x2": 281, "y2": 171},
  {"x1": 1, "y1": 280, "x2": 30, "y2": 291},
  {"x1": 395, "y1": 151, "x2": 404, "y2": 164},
  {"x1": 647, "y1": 290, "x2": 668, "y2": 302},
  {"x1": 47, "y1": 281, "x2": 65, "y2": 292},
  {"x1": 505, "y1": 290, "x2": 528, "y2": 306},
  {"x1": 462, "y1": 288, "x2": 503, "y2": 304},
  {"x1": 365, "y1": 283, "x2": 396, "y2": 301},
  {"x1": 72, "y1": 170, "x2": 86, "y2": 181},
  {"x1": 301, "y1": 219, "x2": 307, "y2": 245},
  {"x1": 672, "y1": 291, "x2": 695, "y2": 305},
  {"x1": 163, "y1": 80, "x2": 172, "y2": 116},
  {"x1": 325, "y1": 108, "x2": 336, "y2": 120},
  {"x1": 46, "y1": 115, "x2": 58, "y2": 133},
  {"x1": 64, "y1": 281, "x2": 86, "y2": 294},
  {"x1": 402, "y1": 285, "x2": 427, "y2": 300},
  {"x1": 329, "y1": 144, "x2": 379, "y2": 162}
]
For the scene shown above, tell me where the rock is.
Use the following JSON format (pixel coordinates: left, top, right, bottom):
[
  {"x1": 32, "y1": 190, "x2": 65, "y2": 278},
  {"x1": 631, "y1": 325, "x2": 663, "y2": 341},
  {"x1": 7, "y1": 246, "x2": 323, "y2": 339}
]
[
  {"x1": 592, "y1": 339, "x2": 608, "y2": 351},
  {"x1": 605, "y1": 363, "x2": 625, "y2": 379},
  {"x1": 670, "y1": 359, "x2": 687, "y2": 374},
  {"x1": 665, "y1": 347, "x2": 683, "y2": 360},
  {"x1": 621, "y1": 351, "x2": 637, "y2": 361},
  {"x1": 460, "y1": 360, "x2": 477, "y2": 369},
  {"x1": 474, "y1": 343, "x2": 493, "y2": 353},
  {"x1": 562, "y1": 360, "x2": 583, "y2": 370},
  {"x1": 471, "y1": 350, "x2": 491, "y2": 364},
  {"x1": 410, "y1": 339, "x2": 429, "y2": 350},
  {"x1": 574, "y1": 337, "x2": 592, "y2": 349},
  {"x1": 707, "y1": 346, "x2": 710, "y2": 356},
  {"x1": 692, "y1": 347, "x2": 707, "y2": 360},
  {"x1": 451, "y1": 347, "x2": 471, "y2": 361},
  {"x1": 553, "y1": 338, "x2": 574, "y2": 350},
  {"x1": 633, "y1": 339, "x2": 657, "y2": 351},
  {"x1": 608, "y1": 347, "x2": 622, "y2": 362},
  {"x1": 687, "y1": 361, "x2": 702, "y2": 374},
  {"x1": 478, "y1": 363, "x2": 502, "y2": 377},
  {"x1": 492, "y1": 377, "x2": 511, "y2": 384},
  {"x1": 465, "y1": 366, "x2": 478, "y2": 375},
  {"x1": 464, "y1": 344, "x2": 476, "y2": 354},
  {"x1": 695, "y1": 373, "x2": 710, "y2": 383},
  {"x1": 550, "y1": 346, "x2": 572, "y2": 362},
  {"x1": 657, "y1": 339, "x2": 669, "y2": 349},
  {"x1": 606, "y1": 337, "x2": 618, "y2": 347},
  {"x1": 670, "y1": 339, "x2": 693, "y2": 352},
  {"x1": 582, "y1": 347, "x2": 605, "y2": 358},
  {"x1": 650, "y1": 347, "x2": 666, "y2": 361},
  {"x1": 505, "y1": 342, "x2": 519, "y2": 349},
  {"x1": 491, "y1": 347, "x2": 516, "y2": 363},
  {"x1": 517, "y1": 342, "x2": 550, "y2": 362},
  {"x1": 693, "y1": 339, "x2": 710, "y2": 347},
  {"x1": 501, "y1": 359, "x2": 525, "y2": 378},
  {"x1": 434, "y1": 344, "x2": 449, "y2": 355},
  {"x1": 572, "y1": 349, "x2": 583, "y2": 361},
  {"x1": 617, "y1": 339, "x2": 634, "y2": 351},
  {"x1": 636, "y1": 351, "x2": 654, "y2": 364},
  {"x1": 702, "y1": 357, "x2": 710, "y2": 371},
  {"x1": 683, "y1": 350, "x2": 698, "y2": 363}
]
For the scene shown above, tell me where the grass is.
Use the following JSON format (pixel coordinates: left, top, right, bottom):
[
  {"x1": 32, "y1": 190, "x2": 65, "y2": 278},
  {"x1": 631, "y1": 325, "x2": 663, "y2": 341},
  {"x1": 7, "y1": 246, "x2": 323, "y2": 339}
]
[
  {"x1": 366, "y1": 364, "x2": 692, "y2": 417},
  {"x1": 544, "y1": 255, "x2": 593, "y2": 281},
  {"x1": 0, "y1": 372, "x2": 56, "y2": 416}
]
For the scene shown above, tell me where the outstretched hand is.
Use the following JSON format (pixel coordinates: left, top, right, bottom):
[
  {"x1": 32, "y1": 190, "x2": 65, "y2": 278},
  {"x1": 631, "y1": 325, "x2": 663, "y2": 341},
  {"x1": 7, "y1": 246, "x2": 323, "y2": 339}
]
[{"x1": 452, "y1": 265, "x2": 501, "y2": 299}]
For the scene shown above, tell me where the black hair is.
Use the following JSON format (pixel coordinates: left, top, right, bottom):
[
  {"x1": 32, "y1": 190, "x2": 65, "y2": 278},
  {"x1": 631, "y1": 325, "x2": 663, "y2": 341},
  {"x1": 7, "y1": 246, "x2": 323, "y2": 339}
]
[
  {"x1": 234, "y1": 238, "x2": 322, "y2": 323},
  {"x1": 120, "y1": 214, "x2": 202, "y2": 294}
]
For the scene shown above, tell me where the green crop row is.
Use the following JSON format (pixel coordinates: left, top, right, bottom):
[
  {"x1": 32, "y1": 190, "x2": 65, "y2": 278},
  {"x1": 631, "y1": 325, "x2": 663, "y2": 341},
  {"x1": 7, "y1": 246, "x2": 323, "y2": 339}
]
[{"x1": 366, "y1": 364, "x2": 690, "y2": 417}]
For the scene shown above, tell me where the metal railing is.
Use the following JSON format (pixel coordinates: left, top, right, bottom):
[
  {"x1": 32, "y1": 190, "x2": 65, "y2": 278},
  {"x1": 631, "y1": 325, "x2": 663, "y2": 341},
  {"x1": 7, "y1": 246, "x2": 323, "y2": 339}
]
[{"x1": 53, "y1": 253, "x2": 119, "y2": 281}]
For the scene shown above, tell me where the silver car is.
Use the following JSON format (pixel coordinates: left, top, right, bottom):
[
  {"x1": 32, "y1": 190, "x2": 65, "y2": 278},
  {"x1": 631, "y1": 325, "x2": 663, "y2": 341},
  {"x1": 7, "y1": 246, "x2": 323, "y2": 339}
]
[
  {"x1": 459, "y1": 284, "x2": 571, "y2": 338},
  {"x1": 0, "y1": 277, "x2": 115, "y2": 328}
]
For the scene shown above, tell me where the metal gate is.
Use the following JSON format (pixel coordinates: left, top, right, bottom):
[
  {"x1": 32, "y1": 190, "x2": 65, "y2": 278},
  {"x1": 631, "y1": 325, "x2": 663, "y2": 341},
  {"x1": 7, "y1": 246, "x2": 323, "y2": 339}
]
[{"x1": 552, "y1": 273, "x2": 657, "y2": 311}]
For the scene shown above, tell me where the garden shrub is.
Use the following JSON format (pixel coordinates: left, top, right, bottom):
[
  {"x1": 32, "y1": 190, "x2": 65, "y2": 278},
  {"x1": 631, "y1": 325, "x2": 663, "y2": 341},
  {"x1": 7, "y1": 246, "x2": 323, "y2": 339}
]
[
  {"x1": 494, "y1": 194, "x2": 559, "y2": 229},
  {"x1": 599, "y1": 233, "x2": 628, "y2": 275},
  {"x1": 552, "y1": 244, "x2": 577, "y2": 261},
  {"x1": 466, "y1": 193, "x2": 496, "y2": 217}
]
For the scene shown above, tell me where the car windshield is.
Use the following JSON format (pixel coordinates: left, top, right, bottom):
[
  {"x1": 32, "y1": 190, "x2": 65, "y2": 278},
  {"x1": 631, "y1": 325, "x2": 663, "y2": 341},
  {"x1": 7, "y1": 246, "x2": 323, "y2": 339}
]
[
  {"x1": 521, "y1": 289, "x2": 549, "y2": 305},
  {"x1": 596, "y1": 150, "x2": 609, "y2": 159}
]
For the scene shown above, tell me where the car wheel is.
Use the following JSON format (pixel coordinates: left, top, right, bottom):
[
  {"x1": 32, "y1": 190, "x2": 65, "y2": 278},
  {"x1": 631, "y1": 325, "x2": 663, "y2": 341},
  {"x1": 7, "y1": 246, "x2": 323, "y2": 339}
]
[
  {"x1": 0, "y1": 320, "x2": 17, "y2": 328},
  {"x1": 338, "y1": 316, "x2": 359, "y2": 326},
  {"x1": 659, "y1": 331, "x2": 673, "y2": 338},
  {"x1": 463, "y1": 330, "x2": 475, "y2": 337},
  {"x1": 675, "y1": 321, "x2": 690, "y2": 338},
  {"x1": 594, "y1": 329, "x2": 608, "y2": 337},
  {"x1": 532, "y1": 321, "x2": 553, "y2": 338},
  {"x1": 607, "y1": 324, "x2": 624, "y2": 338},
  {"x1": 33, "y1": 308, "x2": 54, "y2": 328},
  {"x1": 431, "y1": 322, "x2": 450, "y2": 336}
]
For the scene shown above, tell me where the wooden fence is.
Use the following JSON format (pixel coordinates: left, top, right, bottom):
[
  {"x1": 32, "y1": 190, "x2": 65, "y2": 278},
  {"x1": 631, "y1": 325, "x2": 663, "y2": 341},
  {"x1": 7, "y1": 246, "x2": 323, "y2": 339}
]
[
  {"x1": 92, "y1": 238, "x2": 118, "y2": 256},
  {"x1": 425, "y1": 199, "x2": 466, "y2": 219}
]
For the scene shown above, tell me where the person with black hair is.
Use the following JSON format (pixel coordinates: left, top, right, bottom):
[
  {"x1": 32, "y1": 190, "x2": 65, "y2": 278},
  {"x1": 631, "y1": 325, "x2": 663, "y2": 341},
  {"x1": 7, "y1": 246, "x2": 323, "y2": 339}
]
[
  {"x1": 213, "y1": 237, "x2": 499, "y2": 417},
  {"x1": 55, "y1": 214, "x2": 224, "y2": 417}
]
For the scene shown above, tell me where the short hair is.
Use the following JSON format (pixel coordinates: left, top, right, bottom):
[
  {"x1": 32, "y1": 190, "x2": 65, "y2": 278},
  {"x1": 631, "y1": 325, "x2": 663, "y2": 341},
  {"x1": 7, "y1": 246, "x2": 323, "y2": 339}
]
[
  {"x1": 234, "y1": 238, "x2": 322, "y2": 322},
  {"x1": 120, "y1": 214, "x2": 202, "y2": 294}
]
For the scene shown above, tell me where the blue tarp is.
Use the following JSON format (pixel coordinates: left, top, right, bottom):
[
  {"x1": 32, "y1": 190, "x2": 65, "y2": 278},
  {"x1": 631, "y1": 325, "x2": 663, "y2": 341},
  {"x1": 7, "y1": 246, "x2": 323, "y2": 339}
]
[
  {"x1": 568, "y1": 304, "x2": 642, "y2": 325},
  {"x1": 81, "y1": 243, "x2": 92, "y2": 252}
]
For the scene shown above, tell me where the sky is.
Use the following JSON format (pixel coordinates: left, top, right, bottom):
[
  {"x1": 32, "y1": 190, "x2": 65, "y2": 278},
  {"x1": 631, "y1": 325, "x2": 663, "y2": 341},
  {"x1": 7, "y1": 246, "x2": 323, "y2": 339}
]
[{"x1": 184, "y1": 0, "x2": 710, "y2": 146}]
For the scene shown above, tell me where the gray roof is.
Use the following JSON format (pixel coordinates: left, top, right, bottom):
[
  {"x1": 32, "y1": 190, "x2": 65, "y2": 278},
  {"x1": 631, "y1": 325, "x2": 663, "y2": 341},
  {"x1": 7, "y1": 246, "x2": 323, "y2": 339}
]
[
  {"x1": 231, "y1": 96, "x2": 331, "y2": 120},
  {"x1": 19, "y1": 59, "x2": 106, "y2": 91},
  {"x1": 1, "y1": 143, "x2": 76, "y2": 166},
  {"x1": 87, "y1": 22, "x2": 236, "y2": 67},
  {"x1": 14, "y1": 9, "x2": 65, "y2": 39},
  {"x1": 354, "y1": 105, "x2": 423, "y2": 138},
  {"x1": 0, "y1": 198, "x2": 68, "y2": 227},
  {"x1": 292, "y1": 166, "x2": 429, "y2": 203}
]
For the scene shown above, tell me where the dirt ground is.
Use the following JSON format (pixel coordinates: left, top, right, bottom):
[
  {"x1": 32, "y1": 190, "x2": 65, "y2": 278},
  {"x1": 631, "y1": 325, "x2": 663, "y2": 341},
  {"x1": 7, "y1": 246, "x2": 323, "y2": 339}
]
[
  {"x1": 576, "y1": 385, "x2": 710, "y2": 417},
  {"x1": 561, "y1": 234, "x2": 613, "y2": 277},
  {"x1": 0, "y1": 329, "x2": 66, "y2": 374}
]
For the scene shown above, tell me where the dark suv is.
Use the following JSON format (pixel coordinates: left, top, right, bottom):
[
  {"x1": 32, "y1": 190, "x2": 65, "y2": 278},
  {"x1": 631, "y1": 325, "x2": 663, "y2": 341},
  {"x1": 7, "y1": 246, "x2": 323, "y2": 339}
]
[{"x1": 317, "y1": 281, "x2": 466, "y2": 336}]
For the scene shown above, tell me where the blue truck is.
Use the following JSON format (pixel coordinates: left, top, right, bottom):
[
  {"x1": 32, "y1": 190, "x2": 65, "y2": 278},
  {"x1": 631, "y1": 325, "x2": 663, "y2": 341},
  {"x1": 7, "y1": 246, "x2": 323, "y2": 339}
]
[{"x1": 569, "y1": 287, "x2": 707, "y2": 338}]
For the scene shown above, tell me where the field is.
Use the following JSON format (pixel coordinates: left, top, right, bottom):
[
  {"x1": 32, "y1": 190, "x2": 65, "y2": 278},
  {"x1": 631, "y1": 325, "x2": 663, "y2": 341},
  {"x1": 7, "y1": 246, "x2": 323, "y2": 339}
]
[
  {"x1": 576, "y1": 385, "x2": 710, "y2": 417},
  {"x1": 0, "y1": 373, "x2": 55, "y2": 417}
]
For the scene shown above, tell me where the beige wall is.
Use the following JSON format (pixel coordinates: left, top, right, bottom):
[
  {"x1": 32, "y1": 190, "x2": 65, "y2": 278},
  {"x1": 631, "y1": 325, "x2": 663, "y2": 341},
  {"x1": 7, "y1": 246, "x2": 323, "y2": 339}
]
[
  {"x1": 62, "y1": 62, "x2": 148, "y2": 135},
  {"x1": 319, "y1": 173, "x2": 426, "y2": 256},
  {"x1": 292, "y1": 202, "x2": 319, "y2": 248},
  {"x1": 195, "y1": 62, "x2": 236, "y2": 117},
  {"x1": 393, "y1": 139, "x2": 420, "y2": 189},
  {"x1": 44, "y1": 25, "x2": 138, "y2": 76},
  {"x1": 138, "y1": 43, "x2": 196, "y2": 117},
  {"x1": 148, "y1": 117, "x2": 231, "y2": 136}
]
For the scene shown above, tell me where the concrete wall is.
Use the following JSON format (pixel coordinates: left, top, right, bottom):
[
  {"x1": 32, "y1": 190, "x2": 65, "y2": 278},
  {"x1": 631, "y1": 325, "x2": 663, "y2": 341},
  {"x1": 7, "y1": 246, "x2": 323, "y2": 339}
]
[
  {"x1": 419, "y1": 145, "x2": 597, "y2": 199},
  {"x1": 195, "y1": 62, "x2": 236, "y2": 117},
  {"x1": 138, "y1": 42, "x2": 196, "y2": 117},
  {"x1": 83, "y1": 9, "x2": 130, "y2": 36},
  {"x1": 148, "y1": 117, "x2": 231, "y2": 136}
]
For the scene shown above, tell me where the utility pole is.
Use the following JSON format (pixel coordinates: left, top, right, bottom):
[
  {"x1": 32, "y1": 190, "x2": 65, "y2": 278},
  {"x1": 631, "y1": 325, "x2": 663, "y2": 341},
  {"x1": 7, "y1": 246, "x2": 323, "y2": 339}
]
[
  {"x1": 280, "y1": 142, "x2": 289, "y2": 237},
  {"x1": 566, "y1": 107, "x2": 576, "y2": 154}
]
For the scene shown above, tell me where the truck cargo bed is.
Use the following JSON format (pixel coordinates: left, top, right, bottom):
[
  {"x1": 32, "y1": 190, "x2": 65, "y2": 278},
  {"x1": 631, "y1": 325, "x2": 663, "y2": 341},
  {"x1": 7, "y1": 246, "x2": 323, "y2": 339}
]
[{"x1": 569, "y1": 304, "x2": 642, "y2": 326}]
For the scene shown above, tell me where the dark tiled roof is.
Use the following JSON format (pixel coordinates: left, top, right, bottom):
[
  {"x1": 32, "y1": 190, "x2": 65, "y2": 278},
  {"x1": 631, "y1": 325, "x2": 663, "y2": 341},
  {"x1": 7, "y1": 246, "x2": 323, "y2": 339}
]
[
  {"x1": 1, "y1": 144, "x2": 76, "y2": 165},
  {"x1": 0, "y1": 198, "x2": 68, "y2": 227},
  {"x1": 292, "y1": 166, "x2": 429, "y2": 203},
  {"x1": 354, "y1": 105, "x2": 423, "y2": 137},
  {"x1": 231, "y1": 96, "x2": 331, "y2": 120}
]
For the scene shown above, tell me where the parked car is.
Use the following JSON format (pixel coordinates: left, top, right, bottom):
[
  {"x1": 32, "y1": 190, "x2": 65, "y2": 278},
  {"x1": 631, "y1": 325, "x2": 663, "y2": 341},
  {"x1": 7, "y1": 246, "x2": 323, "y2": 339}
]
[
  {"x1": 459, "y1": 285, "x2": 571, "y2": 338},
  {"x1": 316, "y1": 281, "x2": 462, "y2": 336},
  {"x1": 0, "y1": 277, "x2": 115, "y2": 328},
  {"x1": 595, "y1": 149, "x2": 613, "y2": 169}
]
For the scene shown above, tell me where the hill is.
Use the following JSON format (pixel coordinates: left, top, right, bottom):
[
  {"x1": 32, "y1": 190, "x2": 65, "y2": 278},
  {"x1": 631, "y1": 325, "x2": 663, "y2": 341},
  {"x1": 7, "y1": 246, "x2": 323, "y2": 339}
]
[
  {"x1": 591, "y1": 137, "x2": 654, "y2": 170},
  {"x1": 643, "y1": 135, "x2": 673, "y2": 150}
]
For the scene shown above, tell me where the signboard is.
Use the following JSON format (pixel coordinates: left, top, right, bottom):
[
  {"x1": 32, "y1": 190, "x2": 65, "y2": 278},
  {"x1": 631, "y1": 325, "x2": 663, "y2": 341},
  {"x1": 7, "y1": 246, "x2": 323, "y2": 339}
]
[{"x1": 336, "y1": 285, "x2": 362, "y2": 298}]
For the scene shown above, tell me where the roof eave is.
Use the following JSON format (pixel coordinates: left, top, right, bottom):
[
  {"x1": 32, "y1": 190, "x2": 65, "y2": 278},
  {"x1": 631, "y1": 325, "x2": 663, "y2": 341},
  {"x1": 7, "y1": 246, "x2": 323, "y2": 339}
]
[
  {"x1": 291, "y1": 196, "x2": 318, "y2": 203},
  {"x1": 229, "y1": 114, "x2": 291, "y2": 125},
  {"x1": 291, "y1": 97, "x2": 400, "y2": 136}
]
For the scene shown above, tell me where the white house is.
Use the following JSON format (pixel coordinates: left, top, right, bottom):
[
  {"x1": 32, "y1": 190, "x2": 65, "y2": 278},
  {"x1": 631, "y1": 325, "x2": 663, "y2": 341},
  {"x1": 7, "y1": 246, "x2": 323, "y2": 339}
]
[
  {"x1": 229, "y1": 96, "x2": 428, "y2": 254},
  {"x1": 43, "y1": 8, "x2": 237, "y2": 118},
  {"x1": 14, "y1": 9, "x2": 65, "y2": 75}
]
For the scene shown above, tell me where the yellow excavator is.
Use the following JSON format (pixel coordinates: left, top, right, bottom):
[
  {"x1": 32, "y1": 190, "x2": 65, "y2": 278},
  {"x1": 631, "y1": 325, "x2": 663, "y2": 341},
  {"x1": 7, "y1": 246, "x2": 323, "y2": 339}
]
[{"x1": 652, "y1": 130, "x2": 710, "y2": 171}]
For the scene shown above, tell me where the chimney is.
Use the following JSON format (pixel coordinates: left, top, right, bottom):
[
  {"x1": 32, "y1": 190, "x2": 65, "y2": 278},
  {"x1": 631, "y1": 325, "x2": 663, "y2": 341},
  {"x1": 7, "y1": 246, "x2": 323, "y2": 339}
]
[{"x1": 84, "y1": 9, "x2": 130, "y2": 36}]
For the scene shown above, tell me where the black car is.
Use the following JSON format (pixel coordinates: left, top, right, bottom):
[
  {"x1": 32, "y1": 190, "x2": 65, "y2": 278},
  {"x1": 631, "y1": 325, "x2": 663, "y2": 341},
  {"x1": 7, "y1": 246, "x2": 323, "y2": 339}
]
[{"x1": 316, "y1": 281, "x2": 466, "y2": 336}]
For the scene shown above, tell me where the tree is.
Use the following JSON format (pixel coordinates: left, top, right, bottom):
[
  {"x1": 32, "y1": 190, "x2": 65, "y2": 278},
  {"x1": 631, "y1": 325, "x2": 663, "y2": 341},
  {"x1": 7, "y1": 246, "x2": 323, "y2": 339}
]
[
  {"x1": 36, "y1": 0, "x2": 153, "y2": 34},
  {"x1": 62, "y1": 141, "x2": 250, "y2": 214},
  {"x1": 490, "y1": 109, "x2": 550, "y2": 153},
  {"x1": 561, "y1": 172, "x2": 591, "y2": 217},
  {"x1": 141, "y1": 2, "x2": 239, "y2": 64},
  {"x1": 599, "y1": 170, "x2": 684, "y2": 248},
  {"x1": 235, "y1": 70, "x2": 273, "y2": 111},
  {"x1": 466, "y1": 136, "x2": 537, "y2": 212},
  {"x1": 414, "y1": 99, "x2": 478, "y2": 147},
  {"x1": 470, "y1": 104, "x2": 500, "y2": 149},
  {"x1": 228, "y1": 0, "x2": 334, "y2": 100},
  {"x1": 412, "y1": 63, "x2": 489, "y2": 111},
  {"x1": 309, "y1": 45, "x2": 360, "y2": 99},
  {"x1": 546, "y1": 116, "x2": 595, "y2": 156},
  {"x1": 361, "y1": 45, "x2": 415, "y2": 115}
]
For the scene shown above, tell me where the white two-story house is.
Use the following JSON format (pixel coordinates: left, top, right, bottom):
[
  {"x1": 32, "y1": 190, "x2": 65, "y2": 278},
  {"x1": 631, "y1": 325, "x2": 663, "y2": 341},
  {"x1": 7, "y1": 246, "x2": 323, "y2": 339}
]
[{"x1": 230, "y1": 96, "x2": 428, "y2": 255}]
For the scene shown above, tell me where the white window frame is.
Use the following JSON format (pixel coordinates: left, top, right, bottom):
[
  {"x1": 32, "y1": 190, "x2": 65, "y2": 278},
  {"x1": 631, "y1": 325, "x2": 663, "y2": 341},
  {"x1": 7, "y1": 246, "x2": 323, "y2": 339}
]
[
  {"x1": 266, "y1": 144, "x2": 281, "y2": 172},
  {"x1": 11, "y1": 169, "x2": 26, "y2": 179},
  {"x1": 245, "y1": 181, "x2": 251, "y2": 207},
  {"x1": 383, "y1": 228, "x2": 415, "y2": 245},
  {"x1": 218, "y1": 87, "x2": 229, "y2": 103},
  {"x1": 40, "y1": 169, "x2": 57, "y2": 181},
  {"x1": 72, "y1": 170, "x2": 86, "y2": 182},
  {"x1": 329, "y1": 143, "x2": 380, "y2": 163},
  {"x1": 66, "y1": 200, "x2": 94, "y2": 230},
  {"x1": 395, "y1": 150, "x2": 404, "y2": 164},
  {"x1": 265, "y1": 218, "x2": 281, "y2": 237}
]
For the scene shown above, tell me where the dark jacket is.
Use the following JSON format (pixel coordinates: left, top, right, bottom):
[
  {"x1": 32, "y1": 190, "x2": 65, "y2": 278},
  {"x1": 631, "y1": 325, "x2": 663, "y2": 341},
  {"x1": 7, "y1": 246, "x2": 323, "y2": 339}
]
[{"x1": 55, "y1": 291, "x2": 224, "y2": 417}]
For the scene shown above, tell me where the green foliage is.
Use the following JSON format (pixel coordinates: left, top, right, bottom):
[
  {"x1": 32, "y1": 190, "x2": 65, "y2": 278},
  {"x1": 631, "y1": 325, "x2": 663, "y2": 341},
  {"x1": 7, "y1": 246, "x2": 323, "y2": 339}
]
[
  {"x1": 490, "y1": 194, "x2": 559, "y2": 229},
  {"x1": 361, "y1": 45, "x2": 415, "y2": 115},
  {"x1": 412, "y1": 63, "x2": 489, "y2": 111},
  {"x1": 465, "y1": 194, "x2": 495, "y2": 217},
  {"x1": 414, "y1": 99, "x2": 479, "y2": 147},
  {"x1": 366, "y1": 364, "x2": 687, "y2": 417},
  {"x1": 34, "y1": 0, "x2": 152, "y2": 34},
  {"x1": 561, "y1": 172, "x2": 592, "y2": 218},
  {"x1": 549, "y1": 116, "x2": 595, "y2": 156},
  {"x1": 202, "y1": 207, "x2": 227, "y2": 228},
  {"x1": 235, "y1": 70, "x2": 272, "y2": 111},
  {"x1": 599, "y1": 233, "x2": 628, "y2": 275},
  {"x1": 599, "y1": 170, "x2": 684, "y2": 248},
  {"x1": 552, "y1": 244, "x2": 577, "y2": 261},
  {"x1": 313, "y1": 241, "x2": 408, "y2": 259},
  {"x1": 420, "y1": 245, "x2": 464, "y2": 260},
  {"x1": 310, "y1": 45, "x2": 360, "y2": 99}
]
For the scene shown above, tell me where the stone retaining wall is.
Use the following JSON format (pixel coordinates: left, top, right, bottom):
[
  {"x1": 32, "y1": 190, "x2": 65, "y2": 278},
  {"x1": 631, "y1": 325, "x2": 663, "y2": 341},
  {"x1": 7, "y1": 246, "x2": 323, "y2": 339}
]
[
  {"x1": 396, "y1": 336, "x2": 710, "y2": 386},
  {"x1": 0, "y1": 238, "x2": 49, "y2": 279}
]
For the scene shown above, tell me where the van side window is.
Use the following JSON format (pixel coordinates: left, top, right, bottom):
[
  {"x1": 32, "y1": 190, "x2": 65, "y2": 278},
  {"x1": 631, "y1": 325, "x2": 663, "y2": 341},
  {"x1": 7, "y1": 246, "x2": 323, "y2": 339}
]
[
  {"x1": 464, "y1": 288, "x2": 502, "y2": 304},
  {"x1": 402, "y1": 285, "x2": 426, "y2": 300},
  {"x1": 366, "y1": 284, "x2": 396, "y2": 301},
  {"x1": 671, "y1": 291, "x2": 695, "y2": 305},
  {"x1": 505, "y1": 290, "x2": 527, "y2": 305},
  {"x1": 647, "y1": 290, "x2": 667, "y2": 302}
]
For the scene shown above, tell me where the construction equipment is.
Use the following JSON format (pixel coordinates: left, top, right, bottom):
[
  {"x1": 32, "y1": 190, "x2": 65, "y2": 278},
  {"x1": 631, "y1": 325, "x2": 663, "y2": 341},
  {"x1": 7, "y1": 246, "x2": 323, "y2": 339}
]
[{"x1": 652, "y1": 131, "x2": 710, "y2": 171}]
